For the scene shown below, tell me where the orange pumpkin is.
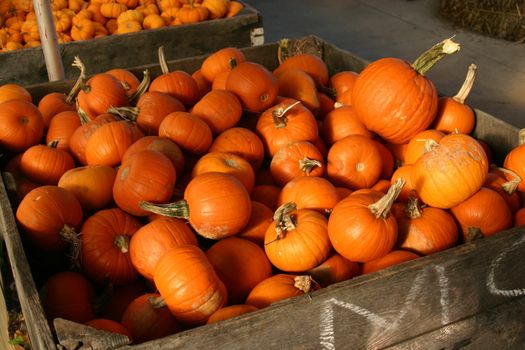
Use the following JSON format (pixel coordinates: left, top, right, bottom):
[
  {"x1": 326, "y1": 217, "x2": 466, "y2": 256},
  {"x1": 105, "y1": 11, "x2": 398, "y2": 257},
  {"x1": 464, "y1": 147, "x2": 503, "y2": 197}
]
[
  {"x1": 158, "y1": 111, "x2": 212, "y2": 154},
  {"x1": 246, "y1": 274, "x2": 318, "y2": 309},
  {"x1": 0, "y1": 99, "x2": 44, "y2": 152},
  {"x1": 237, "y1": 201, "x2": 274, "y2": 246},
  {"x1": 322, "y1": 105, "x2": 372, "y2": 145},
  {"x1": 45, "y1": 110, "x2": 82, "y2": 152},
  {"x1": 404, "y1": 129, "x2": 446, "y2": 165},
  {"x1": 307, "y1": 252, "x2": 360, "y2": 287},
  {"x1": 200, "y1": 47, "x2": 246, "y2": 83},
  {"x1": 206, "y1": 305, "x2": 258, "y2": 324},
  {"x1": 209, "y1": 127, "x2": 265, "y2": 172},
  {"x1": 149, "y1": 70, "x2": 200, "y2": 108},
  {"x1": 274, "y1": 53, "x2": 329, "y2": 87},
  {"x1": 77, "y1": 73, "x2": 130, "y2": 120},
  {"x1": 275, "y1": 68, "x2": 320, "y2": 115},
  {"x1": 20, "y1": 141, "x2": 75, "y2": 185},
  {"x1": 122, "y1": 135, "x2": 185, "y2": 175},
  {"x1": 191, "y1": 89, "x2": 242, "y2": 134},
  {"x1": 0, "y1": 83, "x2": 32, "y2": 104},
  {"x1": 277, "y1": 176, "x2": 339, "y2": 214},
  {"x1": 362, "y1": 250, "x2": 420, "y2": 274}
]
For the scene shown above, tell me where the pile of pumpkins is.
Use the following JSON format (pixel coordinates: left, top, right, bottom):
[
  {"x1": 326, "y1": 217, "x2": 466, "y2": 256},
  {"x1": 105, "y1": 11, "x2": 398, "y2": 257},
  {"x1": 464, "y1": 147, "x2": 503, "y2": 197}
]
[
  {"x1": 0, "y1": 0, "x2": 244, "y2": 51},
  {"x1": 1, "y1": 36, "x2": 524, "y2": 344}
]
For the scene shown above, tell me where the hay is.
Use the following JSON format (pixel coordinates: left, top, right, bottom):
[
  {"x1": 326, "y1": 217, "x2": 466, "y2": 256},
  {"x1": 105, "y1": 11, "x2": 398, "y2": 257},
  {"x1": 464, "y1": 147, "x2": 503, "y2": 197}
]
[{"x1": 439, "y1": 0, "x2": 525, "y2": 42}]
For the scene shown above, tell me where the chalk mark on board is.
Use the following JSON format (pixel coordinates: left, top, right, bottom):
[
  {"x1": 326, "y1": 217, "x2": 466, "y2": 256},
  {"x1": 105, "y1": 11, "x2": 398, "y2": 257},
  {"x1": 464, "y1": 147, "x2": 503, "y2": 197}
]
[{"x1": 487, "y1": 233, "x2": 525, "y2": 297}]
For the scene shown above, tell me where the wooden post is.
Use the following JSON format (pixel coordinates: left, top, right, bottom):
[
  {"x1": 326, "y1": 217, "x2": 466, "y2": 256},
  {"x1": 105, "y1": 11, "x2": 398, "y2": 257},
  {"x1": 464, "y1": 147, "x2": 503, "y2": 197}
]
[{"x1": 33, "y1": 0, "x2": 65, "y2": 82}]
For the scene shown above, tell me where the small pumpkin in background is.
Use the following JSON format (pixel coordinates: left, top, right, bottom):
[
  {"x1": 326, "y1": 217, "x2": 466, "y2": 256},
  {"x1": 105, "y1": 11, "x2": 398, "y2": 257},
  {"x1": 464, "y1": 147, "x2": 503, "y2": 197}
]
[
  {"x1": 202, "y1": 0, "x2": 228, "y2": 19},
  {"x1": 106, "y1": 68, "x2": 141, "y2": 97},
  {"x1": 0, "y1": 83, "x2": 32, "y2": 104},
  {"x1": 275, "y1": 68, "x2": 320, "y2": 116},
  {"x1": 274, "y1": 52, "x2": 329, "y2": 87},
  {"x1": 432, "y1": 64, "x2": 477, "y2": 134},
  {"x1": 177, "y1": 1, "x2": 209, "y2": 24},
  {"x1": 307, "y1": 252, "x2": 360, "y2": 287},
  {"x1": 200, "y1": 47, "x2": 246, "y2": 83},
  {"x1": 361, "y1": 250, "x2": 420, "y2": 274}
]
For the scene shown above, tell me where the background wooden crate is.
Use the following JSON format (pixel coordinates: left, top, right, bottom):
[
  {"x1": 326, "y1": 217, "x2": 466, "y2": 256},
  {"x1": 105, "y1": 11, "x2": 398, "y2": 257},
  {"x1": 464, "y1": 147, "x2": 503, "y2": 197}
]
[
  {"x1": 0, "y1": 2, "x2": 263, "y2": 86},
  {"x1": 1, "y1": 36, "x2": 524, "y2": 350}
]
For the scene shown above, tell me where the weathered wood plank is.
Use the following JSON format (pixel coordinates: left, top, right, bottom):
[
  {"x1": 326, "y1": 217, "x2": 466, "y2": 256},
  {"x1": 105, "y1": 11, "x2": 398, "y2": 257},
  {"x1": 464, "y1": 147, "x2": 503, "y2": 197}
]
[
  {"x1": 0, "y1": 176, "x2": 56, "y2": 350},
  {"x1": 54, "y1": 318, "x2": 131, "y2": 350},
  {"x1": 115, "y1": 227, "x2": 525, "y2": 350},
  {"x1": 384, "y1": 296, "x2": 525, "y2": 350},
  {"x1": 0, "y1": 4, "x2": 262, "y2": 86}
]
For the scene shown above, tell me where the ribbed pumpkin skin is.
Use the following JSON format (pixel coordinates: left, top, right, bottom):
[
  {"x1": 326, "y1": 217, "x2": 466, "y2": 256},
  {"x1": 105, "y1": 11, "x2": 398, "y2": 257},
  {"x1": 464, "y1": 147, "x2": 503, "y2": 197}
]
[
  {"x1": 0, "y1": 99, "x2": 44, "y2": 152},
  {"x1": 135, "y1": 91, "x2": 185, "y2": 135},
  {"x1": 362, "y1": 250, "x2": 420, "y2": 274},
  {"x1": 77, "y1": 73, "x2": 130, "y2": 120},
  {"x1": 413, "y1": 133, "x2": 489, "y2": 209},
  {"x1": 307, "y1": 252, "x2": 360, "y2": 287},
  {"x1": 352, "y1": 58, "x2": 438, "y2": 144},
  {"x1": 20, "y1": 143, "x2": 75, "y2": 185},
  {"x1": 206, "y1": 304, "x2": 258, "y2": 324},
  {"x1": 245, "y1": 274, "x2": 311, "y2": 309},
  {"x1": 277, "y1": 176, "x2": 339, "y2": 213},
  {"x1": 504, "y1": 143, "x2": 525, "y2": 192},
  {"x1": 149, "y1": 71, "x2": 200, "y2": 108},
  {"x1": 153, "y1": 245, "x2": 227, "y2": 325}
]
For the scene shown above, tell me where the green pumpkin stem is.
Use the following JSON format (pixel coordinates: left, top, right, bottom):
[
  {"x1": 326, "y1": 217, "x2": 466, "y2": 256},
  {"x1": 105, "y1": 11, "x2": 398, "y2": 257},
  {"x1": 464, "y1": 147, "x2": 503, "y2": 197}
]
[
  {"x1": 369, "y1": 177, "x2": 405, "y2": 219},
  {"x1": 299, "y1": 157, "x2": 322, "y2": 175},
  {"x1": 67, "y1": 56, "x2": 87, "y2": 103},
  {"x1": 411, "y1": 37, "x2": 460, "y2": 76},
  {"x1": 453, "y1": 63, "x2": 477, "y2": 104},
  {"x1": 148, "y1": 295, "x2": 167, "y2": 308},
  {"x1": 139, "y1": 200, "x2": 190, "y2": 219},
  {"x1": 130, "y1": 69, "x2": 150, "y2": 104},
  {"x1": 114, "y1": 235, "x2": 130, "y2": 254},
  {"x1": 107, "y1": 106, "x2": 139, "y2": 122},
  {"x1": 158, "y1": 46, "x2": 170, "y2": 75}
]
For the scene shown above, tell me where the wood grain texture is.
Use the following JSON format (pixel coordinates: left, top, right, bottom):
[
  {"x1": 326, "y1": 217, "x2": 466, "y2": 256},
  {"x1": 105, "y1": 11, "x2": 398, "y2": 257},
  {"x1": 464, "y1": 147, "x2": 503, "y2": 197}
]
[{"x1": 54, "y1": 318, "x2": 131, "y2": 350}]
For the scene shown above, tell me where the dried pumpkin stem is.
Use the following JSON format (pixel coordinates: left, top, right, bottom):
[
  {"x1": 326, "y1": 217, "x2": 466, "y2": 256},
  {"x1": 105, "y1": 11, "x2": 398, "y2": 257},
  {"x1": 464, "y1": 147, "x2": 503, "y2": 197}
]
[
  {"x1": 130, "y1": 69, "x2": 150, "y2": 103},
  {"x1": 369, "y1": 177, "x2": 406, "y2": 219},
  {"x1": 491, "y1": 165, "x2": 521, "y2": 194},
  {"x1": 519, "y1": 129, "x2": 525, "y2": 146},
  {"x1": 272, "y1": 101, "x2": 301, "y2": 128},
  {"x1": 405, "y1": 196, "x2": 422, "y2": 219},
  {"x1": 139, "y1": 200, "x2": 190, "y2": 219},
  {"x1": 299, "y1": 157, "x2": 322, "y2": 174},
  {"x1": 59, "y1": 224, "x2": 81, "y2": 269},
  {"x1": 158, "y1": 46, "x2": 170, "y2": 75},
  {"x1": 466, "y1": 227, "x2": 484, "y2": 242},
  {"x1": 266, "y1": 202, "x2": 297, "y2": 244},
  {"x1": 277, "y1": 38, "x2": 290, "y2": 64},
  {"x1": 67, "y1": 56, "x2": 87, "y2": 103},
  {"x1": 107, "y1": 106, "x2": 139, "y2": 122},
  {"x1": 148, "y1": 295, "x2": 167, "y2": 309},
  {"x1": 77, "y1": 106, "x2": 91, "y2": 124},
  {"x1": 424, "y1": 139, "x2": 440, "y2": 153},
  {"x1": 114, "y1": 235, "x2": 130, "y2": 254},
  {"x1": 294, "y1": 275, "x2": 315, "y2": 293},
  {"x1": 411, "y1": 37, "x2": 460, "y2": 76},
  {"x1": 47, "y1": 140, "x2": 59, "y2": 148},
  {"x1": 453, "y1": 63, "x2": 477, "y2": 104}
]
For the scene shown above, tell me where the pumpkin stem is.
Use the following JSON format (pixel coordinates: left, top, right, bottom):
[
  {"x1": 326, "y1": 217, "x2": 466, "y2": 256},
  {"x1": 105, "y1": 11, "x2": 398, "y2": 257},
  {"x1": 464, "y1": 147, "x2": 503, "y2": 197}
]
[
  {"x1": 139, "y1": 200, "x2": 190, "y2": 219},
  {"x1": 158, "y1": 46, "x2": 170, "y2": 75},
  {"x1": 293, "y1": 275, "x2": 316, "y2": 294},
  {"x1": 466, "y1": 227, "x2": 484, "y2": 242},
  {"x1": 405, "y1": 196, "x2": 423, "y2": 219},
  {"x1": 67, "y1": 56, "x2": 87, "y2": 103},
  {"x1": 368, "y1": 177, "x2": 406, "y2": 219},
  {"x1": 265, "y1": 202, "x2": 297, "y2": 244},
  {"x1": 114, "y1": 235, "x2": 130, "y2": 254},
  {"x1": 59, "y1": 225, "x2": 81, "y2": 269},
  {"x1": 107, "y1": 106, "x2": 139, "y2": 122},
  {"x1": 129, "y1": 69, "x2": 150, "y2": 103},
  {"x1": 333, "y1": 101, "x2": 344, "y2": 109},
  {"x1": 492, "y1": 165, "x2": 521, "y2": 194},
  {"x1": 453, "y1": 64, "x2": 477, "y2": 104},
  {"x1": 272, "y1": 101, "x2": 301, "y2": 128},
  {"x1": 424, "y1": 139, "x2": 440, "y2": 153},
  {"x1": 148, "y1": 295, "x2": 167, "y2": 308},
  {"x1": 47, "y1": 140, "x2": 59, "y2": 149},
  {"x1": 277, "y1": 38, "x2": 290, "y2": 65},
  {"x1": 411, "y1": 37, "x2": 460, "y2": 76},
  {"x1": 299, "y1": 157, "x2": 322, "y2": 175},
  {"x1": 77, "y1": 106, "x2": 92, "y2": 124},
  {"x1": 519, "y1": 129, "x2": 525, "y2": 146},
  {"x1": 229, "y1": 57, "x2": 238, "y2": 70}
]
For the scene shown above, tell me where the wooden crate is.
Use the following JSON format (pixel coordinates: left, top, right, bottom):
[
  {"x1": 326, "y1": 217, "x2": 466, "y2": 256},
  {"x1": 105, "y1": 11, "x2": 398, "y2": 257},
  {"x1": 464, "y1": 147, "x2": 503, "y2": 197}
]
[
  {"x1": 1, "y1": 35, "x2": 525, "y2": 350},
  {"x1": 0, "y1": 2, "x2": 263, "y2": 86}
]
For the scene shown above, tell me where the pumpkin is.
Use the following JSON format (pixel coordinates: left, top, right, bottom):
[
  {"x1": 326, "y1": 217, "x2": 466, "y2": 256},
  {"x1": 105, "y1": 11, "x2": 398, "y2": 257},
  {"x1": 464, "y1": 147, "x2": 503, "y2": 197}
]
[
  {"x1": 277, "y1": 176, "x2": 339, "y2": 214},
  {"x1": 106, "y1": 68, "x2": 141, "y2": 97},
  {"x1": 206, "y1": 304, "x2": 258, "y2": 324},
  {"x1": 326, "y1": 134, "x2": 383, "y2": 190},
  {"x1": 264, "y1": 203, "x2": 332, "y2": 272},
  {"x1": 206, "y1": 237, "x2": 272, "y2": 304},
  {"x1": 20, "y1": 141, "x2": 75, "y2": 185},
  {"x1": 122, "y1": 135, "x2": 185, "y2": 175},
  {"x1": 191, "y1": 69, "x2": 212, "y2": 98},
  {"x1": 149, "y1": 69, "x2": 200, "y2": 108},
  {"x1": 361, "y1": 250, "x2": 420, "y2": 274},
  {"x1": 141, "y1": 172, "x2": 251, "y2": 239},
  {"x1": 404, "y1": 129, "x2": 446, "y2": 165},
  {"x1": 317, "y1": 92, "x2": 335, "y2": 120},
  {"x1": 191, "y1": 151, "x2": 255, "y2": 192},
  {"x1": 246, "y1": 274, "x2": 319, "y2": 309},
  {"x1": 225, "y1": 61, "x2": 279, "y2": 113},
  {"x1": 209, "y1": 127, "x2": 265, "y2": 171},
  {"x1": 327, "y1": 179, "x2": 404, "y2": 262},
  {"x1": 116, "y1": 20, "x2": 142, "y2": 34},
  {"x1": 503, "y1": 139, "x2": 525, "y2": 192},
  {"x1": 45, "y1": 111, "x2": 82, "y2": 152},
  {"x1": 514, "y1": 207, "x2": 525, "y2": 227},
  {"x1": 129, "y1": 217, "x2": 197, "y2": 280},
  {"x1": 158, "y1": 111, "x2": 212, "y2": 154},
  {"x1": 85, "y1": 120, "x2": 144, "y2": 166},
  {"x1": 121, "y1": 293, "x2": 181, "y2": 343},
  {"x1": 58, "y1": 165, "x2": 117, "y2": 212},
  {"x1": 143, "y1": 13, "x2": 166, "y2": 29},
  {"x1": 307, "y1": 252, "x2": 360, "y2": 287},
  {"x1": 250, "y1": 184, "x2": 281, "y2": 211},
  {"x1": 70, "y1": 18, "x2": 96, "y2": 41},
  {"x1": 270, "y1": 141, "x2": 325, "y2": 186},
  {"x1": 0, "y1": 83, "x2": 32, "y2": 104},
  {"x1": 191, "y1": 89, "x2": 242, "y2": 134},
  {"x1": 483, "y1": 167, "x2": 521, "y2": 213},
  {"x1": 153, "y1": 244, "x2": 227, "y2": 324},
  {"x1": 200, "y1": 47, "x2": 246, "y2": 83},
  {"x1": 237, "y1": 200, "x2": 274, "y2": 246},
  {"x1": 84, "y1": 319, "x2": 132, "y2": 339},
  {"x1": 328, "y1": 70, "x2": 359, "y2": 104},
  {"x1": 177, "y1": 2, "x2": 209, "y2": 24},
  {"x1": 274, "y1": 53, "x2": 329, "y2": 87},
  {"x1": 413, "y1": 133, "x2": 489, "y2": 209},
  {"x1": 322, "y1": 105, "x2": 372, "y2": 146},
  {"x1": 16, "y1": 186, "x2": 83, "y2": 251},
  {"x1": 0, "y1": 99, "x2": 44, "y2": 152},
  {"x1": 396, "y1": 196, "x2": 459, "y2": 255},
  {"x1": 100, "y1": 1, "x2": 127, "y2": 18},
  {"x1": 226, "y1": 0, "x2": 243, "y2": 17},
  {"x1": 352, "y1": 38, "x2": 460, "y2": 144},
  {"x1": 43, "y1": 271, "x2": 95, "y2": 323},
  {"x1": 202, "y1": 0, "x2": 228, "y2": 18},
  {"x1": 77, "y1": 72, "x2": 130, "y2": 120},
  {"x1": 390, "y1": 164, "x2": 418, "y2": 202},
  {"x1": 275, "y1": 68, "x2": 320, "y2": 115},
  {"x1": 432, "y1": 64, "x2": 477, "y2": 134},
  {"x1": 81, "y1": 207, "x2": 142, "y2": 285},
  {"x1": 256, "y1": 99, "x2": 319, "y2": 157},
  {"x1": 450, "y1": 187, "x2": 513, "y2": 242},
  {"x1": 113, "y1": 149, "x2": 176, "y2": 216},
  {"x1": 37, "y1": 92, "x2": 77, "y2": 130}
]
